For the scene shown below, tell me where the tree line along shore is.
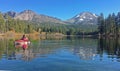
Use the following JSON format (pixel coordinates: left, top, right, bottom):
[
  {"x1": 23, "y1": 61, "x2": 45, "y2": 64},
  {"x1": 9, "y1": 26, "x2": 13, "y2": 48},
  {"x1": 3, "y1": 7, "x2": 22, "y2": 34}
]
[{"x1": 1, "y1": 12, "x2": 120, "y2": 37}]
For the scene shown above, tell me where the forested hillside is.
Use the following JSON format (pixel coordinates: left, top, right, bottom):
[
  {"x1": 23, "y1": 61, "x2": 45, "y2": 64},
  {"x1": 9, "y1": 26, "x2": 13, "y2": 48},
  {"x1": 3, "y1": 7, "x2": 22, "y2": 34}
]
[
  {"x1": 1, "y1": 10, "x2": 120, "y2": 36},
  {"x1": 0, "y1": 12, "x2": 98, "y2": 35}
]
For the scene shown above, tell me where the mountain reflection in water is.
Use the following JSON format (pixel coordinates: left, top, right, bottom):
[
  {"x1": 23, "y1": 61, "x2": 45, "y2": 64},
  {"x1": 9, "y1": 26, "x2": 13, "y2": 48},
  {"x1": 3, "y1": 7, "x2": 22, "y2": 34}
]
[{"x1": 72, "y1": 46, "x2": 97, "y2": 60}]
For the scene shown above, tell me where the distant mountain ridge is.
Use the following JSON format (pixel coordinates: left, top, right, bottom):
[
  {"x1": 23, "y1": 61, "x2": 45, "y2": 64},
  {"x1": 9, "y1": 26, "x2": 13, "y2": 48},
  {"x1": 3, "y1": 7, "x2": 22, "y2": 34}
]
[
  {"x1": 4, "y1": 10, "x2": 65, "y2": 24},
  {"x1": 67, "y1": 12, "x2": 98, "y2": 25},
  {"x1": 3, "y1": 10, "x2": 98, "y2": 25},
  {"x1": 4, "y1": 11, "x2": 18, "y2": 17}
]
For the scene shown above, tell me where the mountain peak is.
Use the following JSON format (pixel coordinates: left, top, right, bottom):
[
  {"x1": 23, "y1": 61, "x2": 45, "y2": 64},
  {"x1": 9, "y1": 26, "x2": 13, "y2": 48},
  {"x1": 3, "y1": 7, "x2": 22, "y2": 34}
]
[
  {"x1": 75, "y1": 12, "x2": 98, "y2": 18},
  {"x1": 14, "y1": 10, "x2": 36, "y2": 21},
  {"x1": 67, "y1": 12, "x2": 98, "y2": 25},
  {"x1": 20, "y1": 10, "x2": 36, "y2": 14}
]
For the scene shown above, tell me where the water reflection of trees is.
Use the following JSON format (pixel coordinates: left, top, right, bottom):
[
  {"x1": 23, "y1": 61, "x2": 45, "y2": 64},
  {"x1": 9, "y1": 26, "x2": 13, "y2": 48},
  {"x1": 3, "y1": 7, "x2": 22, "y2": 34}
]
[
  {"x1": 0, "y1": 38, "x2": 16, "y2": 60},
  {"x1": 0, "y1": 38, "x2": 33, "y2": 61},
  {"x1": 71, "y1": 37, "x2": 120, "y2": 62},
  {"x1": 1, "y1": 37, "x2": 120, "y2": 62},
  {"x1": 0, "y1": 38, "x2": 63, "y2": 61},
  {"x1": 98, "y1": 37, "x2": 120, "y2": 61}
]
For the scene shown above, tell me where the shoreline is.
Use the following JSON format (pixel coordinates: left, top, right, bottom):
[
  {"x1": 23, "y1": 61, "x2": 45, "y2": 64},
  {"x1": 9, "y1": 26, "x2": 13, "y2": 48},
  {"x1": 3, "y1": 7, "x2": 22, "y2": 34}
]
[{"x1": 0, "y1": 31, "x2": 120, "y2": 38}]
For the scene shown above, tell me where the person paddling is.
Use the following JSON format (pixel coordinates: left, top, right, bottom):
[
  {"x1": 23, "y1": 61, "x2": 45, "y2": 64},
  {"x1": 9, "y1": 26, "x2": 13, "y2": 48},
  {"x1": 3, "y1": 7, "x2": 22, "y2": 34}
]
[{"x1": 21, "y1": 34, "x2": 28, "y2": 41}]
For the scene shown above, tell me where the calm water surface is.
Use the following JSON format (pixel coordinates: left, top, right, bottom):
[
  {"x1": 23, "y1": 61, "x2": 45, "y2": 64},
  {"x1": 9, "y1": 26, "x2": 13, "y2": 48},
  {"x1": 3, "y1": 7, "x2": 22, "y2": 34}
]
[{"x1": 0, "y1": 37, "x2": 120, "y2": 71}]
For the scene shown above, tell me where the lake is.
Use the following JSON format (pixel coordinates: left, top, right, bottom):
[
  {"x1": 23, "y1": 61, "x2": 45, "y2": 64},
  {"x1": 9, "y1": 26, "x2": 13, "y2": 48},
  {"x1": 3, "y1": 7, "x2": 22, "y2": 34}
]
[{"x1": 0, "y1": 37, "x2": 120, "y2": 71}]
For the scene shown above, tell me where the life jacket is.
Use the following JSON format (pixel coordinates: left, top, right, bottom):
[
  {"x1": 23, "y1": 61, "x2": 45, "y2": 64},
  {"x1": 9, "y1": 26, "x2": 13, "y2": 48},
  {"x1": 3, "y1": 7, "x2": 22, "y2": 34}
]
[{"x1": 22, "y1": 37, "x2": 29, "y2": 41}]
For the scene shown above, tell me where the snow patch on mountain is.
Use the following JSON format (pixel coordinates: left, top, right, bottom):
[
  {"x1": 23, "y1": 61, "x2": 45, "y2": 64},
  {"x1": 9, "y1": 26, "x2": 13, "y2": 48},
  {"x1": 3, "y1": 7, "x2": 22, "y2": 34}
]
[{"x1": 67, "y1": 12, "x2": 98, "y2": 25}]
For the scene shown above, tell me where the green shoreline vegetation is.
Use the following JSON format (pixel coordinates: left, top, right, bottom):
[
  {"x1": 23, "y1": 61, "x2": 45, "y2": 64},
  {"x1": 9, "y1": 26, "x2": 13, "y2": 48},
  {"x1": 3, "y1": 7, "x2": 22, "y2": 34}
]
[{"x1": 0, "y1": 12, "x2": 120, "y2": 37}]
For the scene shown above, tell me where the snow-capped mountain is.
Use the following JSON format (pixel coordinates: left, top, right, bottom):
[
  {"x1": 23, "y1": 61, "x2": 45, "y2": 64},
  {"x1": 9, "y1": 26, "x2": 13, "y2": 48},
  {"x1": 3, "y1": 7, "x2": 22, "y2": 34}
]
[{"x1": 67, "y1": 12, "x2": 98, "y2": 25}]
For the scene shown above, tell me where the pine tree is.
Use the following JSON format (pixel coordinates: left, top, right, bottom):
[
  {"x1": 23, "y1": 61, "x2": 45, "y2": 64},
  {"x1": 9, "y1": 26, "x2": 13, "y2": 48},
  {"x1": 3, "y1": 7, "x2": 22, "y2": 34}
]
[
  {"x1": 98, "y1": 13, "x2": 105, "y2": 35},
  {"x1": 116, "y1": 12, "x2": 120, "y2": 36}
]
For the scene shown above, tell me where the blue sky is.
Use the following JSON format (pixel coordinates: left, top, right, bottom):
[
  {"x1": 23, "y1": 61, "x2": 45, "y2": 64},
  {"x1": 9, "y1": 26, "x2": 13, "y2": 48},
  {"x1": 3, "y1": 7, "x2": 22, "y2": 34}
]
[{"x1": 0, "y1": 0, "x2": 120, "y2": 20}]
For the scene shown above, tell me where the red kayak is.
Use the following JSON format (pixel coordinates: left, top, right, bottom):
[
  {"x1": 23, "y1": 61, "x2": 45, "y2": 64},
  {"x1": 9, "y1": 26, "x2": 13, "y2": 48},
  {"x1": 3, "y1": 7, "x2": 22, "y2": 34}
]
[
  {"x1": 15, "y1": 40, "x2": 30, "y2": 45},
  {"x1": 15, "y1": 39, "x2": 30, "y2": 50}
]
